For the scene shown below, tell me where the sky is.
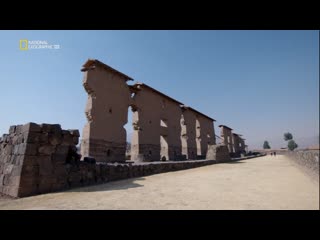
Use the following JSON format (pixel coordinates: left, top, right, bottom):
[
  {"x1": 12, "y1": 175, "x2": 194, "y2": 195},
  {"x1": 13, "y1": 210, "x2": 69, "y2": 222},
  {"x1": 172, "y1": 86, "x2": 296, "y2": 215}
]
[{"x1": 0, "y1": 30, "x2": 318, "y2": 150}]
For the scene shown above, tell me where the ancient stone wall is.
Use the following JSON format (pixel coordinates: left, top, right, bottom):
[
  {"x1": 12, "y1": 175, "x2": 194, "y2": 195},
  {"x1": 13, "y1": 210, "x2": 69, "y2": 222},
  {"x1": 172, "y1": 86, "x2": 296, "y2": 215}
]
[
  {"x1": 195, "y1": 114, "x2": 216, "y2": 158},
  {"x1": 79, "y1": 59, "x2": 246, "y2": 163},
  {"x1": 232, "y1": 133, "x2": 240, "y2": 154},
  {"x1": 0, "y1": 123, "x2": 218, "y2": 198},
  {"x1": 219, "y1": 125, "x2": 234, "y2": 154},
  {"x1": 285, "y1": 150, "x2": 319, "y2": 179},
  {"x1": 239, "y1": 138, "x2": 246, "y2": 152},
  {"x1": 81, "y1": 59, "x2": 132, "y2": 163},
  {"x1": 130, "y1": 83, "x2": 184, "y2": 161},
  {"x1": 181, "y1": 106, "x2": 197, "y2": 160},
  {"x1": 0, "y1": 123, "x2": 79, "y2": 198}
]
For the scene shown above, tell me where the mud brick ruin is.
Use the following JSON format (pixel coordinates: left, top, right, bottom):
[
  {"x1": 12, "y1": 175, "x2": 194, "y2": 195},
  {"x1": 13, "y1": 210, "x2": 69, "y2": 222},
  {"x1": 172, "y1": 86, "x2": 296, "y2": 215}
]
[
  {"x1": 80, "y1": 59, "x2": 244, "y2": 163},
  {"x1": 219, "y1": 125, "x2": 246, "y2": 157},
  {"x1": 0, "y1": 58, "x2": 248, "y2": 198}
]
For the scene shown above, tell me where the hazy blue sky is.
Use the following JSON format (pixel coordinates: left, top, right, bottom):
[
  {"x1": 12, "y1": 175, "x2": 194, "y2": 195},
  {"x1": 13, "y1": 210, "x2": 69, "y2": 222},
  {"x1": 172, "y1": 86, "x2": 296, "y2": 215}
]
[{"x1": 0, "y1": 30, "x2": 318, "y2": 149}]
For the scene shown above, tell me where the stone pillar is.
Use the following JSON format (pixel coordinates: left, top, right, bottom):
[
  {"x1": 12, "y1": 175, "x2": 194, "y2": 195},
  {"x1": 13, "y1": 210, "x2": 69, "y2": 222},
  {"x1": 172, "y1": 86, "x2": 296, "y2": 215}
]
[
  {"x1": 219, "y1": 125, "x2": 234, "y2": 154},
  {"x1": 181, "y1": 106, "x2": 197, "y2": 160},
  {"x1": 80, "y1": 59, "x2": 132, "y2": 163},
  {"x1": 232, "y1": 133, "x2": 240, "y2": 156},
  {"x1": 130, "y1": 83, "x2": 183, "y2": 162}
]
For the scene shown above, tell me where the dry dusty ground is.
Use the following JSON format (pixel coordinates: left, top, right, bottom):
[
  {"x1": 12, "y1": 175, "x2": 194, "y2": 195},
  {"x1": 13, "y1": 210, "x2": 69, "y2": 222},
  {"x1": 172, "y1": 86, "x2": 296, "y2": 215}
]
[{"x1": 0, "y1": 155, "x2": 318, "y2": 210}]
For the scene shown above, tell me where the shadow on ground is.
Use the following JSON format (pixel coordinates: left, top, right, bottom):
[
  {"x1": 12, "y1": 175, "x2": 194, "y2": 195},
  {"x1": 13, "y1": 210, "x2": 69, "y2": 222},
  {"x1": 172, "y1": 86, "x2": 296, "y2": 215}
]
[
  {"x1": 225, "y1": 160, "x2": 245, "y2": 164},
  {"x1": 68, "y1": 177, "x2": 146, "y2": 193}
]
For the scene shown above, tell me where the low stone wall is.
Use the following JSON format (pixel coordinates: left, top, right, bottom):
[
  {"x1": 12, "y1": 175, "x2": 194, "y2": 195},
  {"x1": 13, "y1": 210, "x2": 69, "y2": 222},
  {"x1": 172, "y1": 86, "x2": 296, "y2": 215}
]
[
  {"x1": 61, "y1": 159, "x2": 216, "y2": 191},
  {"x1": 0, "y1": 123, "x2": 217, "y2": 198},
  {"x1": 285, "y1": 150, "x2": 319, "y2": 178},
  {"x1": 0, "y1": 123, "x2": 266, "y2": 198}
]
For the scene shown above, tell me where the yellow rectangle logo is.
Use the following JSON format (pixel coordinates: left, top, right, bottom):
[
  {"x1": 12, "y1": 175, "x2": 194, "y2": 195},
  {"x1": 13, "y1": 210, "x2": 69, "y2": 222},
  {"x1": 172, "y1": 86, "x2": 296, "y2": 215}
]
[{"x1": 19, "y1": 39, "x2": 28, "y2": 50}]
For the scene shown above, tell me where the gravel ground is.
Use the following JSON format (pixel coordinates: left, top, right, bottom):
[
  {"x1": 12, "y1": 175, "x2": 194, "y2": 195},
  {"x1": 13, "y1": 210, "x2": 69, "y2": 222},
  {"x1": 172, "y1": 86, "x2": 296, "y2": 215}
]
[{"x1": 0, "y1": 155, "x2": 318, "y2": 210}]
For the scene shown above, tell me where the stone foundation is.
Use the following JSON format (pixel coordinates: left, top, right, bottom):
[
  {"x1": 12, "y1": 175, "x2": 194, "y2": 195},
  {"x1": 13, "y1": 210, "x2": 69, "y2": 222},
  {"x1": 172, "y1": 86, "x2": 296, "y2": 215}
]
[
  {"x1": 81, "y1": 139, "x2": 126, "y2": 163},
  {"x1": 131, "y1": 144, "x2": 160, "y2": 162},
  {"x1": 0, "y1": 123, "x2": 79, "y2": 198},
  {"x1": 168, "y1": 146, "x2": 183, "y2": 161},
  {"x1": 187, "y1": 147, "x2": 198, "y2": 160}
]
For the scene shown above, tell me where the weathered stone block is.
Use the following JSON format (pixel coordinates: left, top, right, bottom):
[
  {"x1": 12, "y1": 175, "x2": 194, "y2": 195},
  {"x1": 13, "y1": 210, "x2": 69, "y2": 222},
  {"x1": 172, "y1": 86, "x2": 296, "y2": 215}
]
[
  {"x1": 15, "y1": 125, "x2": 23, "y2": 135},
  {"x1": 40, "y1": 123, "x2": 62, "y2": 133},
  {"x1": 3, "y1": 175, "x2": 20, "y2": 186},
  {"x1": 61, "y1": 133, "x2": 73, "y2": 146},
  {"x1": 2, "y1": 186, "x2": 19, "y2": 197},
  {"x1": 23, "y1": 156, "x2": 39, "y2": 166},
  {"x1": 38, "y1": 145, "x2": 55, "y2": 155},
  {"x1": 3, "y1": 145, "x2": 13, "y2": 155},
  {"x1": 17, "y1": 186, "x2": 38, "y2": 197},
  {"x1": 54, "y1": 164, "x2": 67, "y2": 177},
  {"x1": 72, "y1": 137, "x2": 79, "y2": 145},
  {"x1": 52, "y1": 153, "x2": 67, "y2": 163},
  {"x1": 22, "y1": 122, "x2": 41, "y2": 133},
  {"x1": 25, "y1": 131, "x2": 41, "y2": 143},
  {"x1": 56, "y1": 145, "x2": 69, "y2": 155},
  {"x1": 14, "y1": 143, "x2": 38, "y2": 155},
  {"x1": 39, "y1": 132, "x2": 49, "y2": 144},
  {"x1": 4, "y1": 164, "x2": 14, "y2": 174},
  {"x1": 38, "y1": 156, "x2": 53, "y2": 175},
  {"x1": 11, "y1": 165, "x2": 23, "y2": 176},
  {"x1": 49, "y1": 132, "x2": 63, "y2": 145},
  {"x1": 9, "y1": 125, "x2": 16, "y2": 134},
  {"x1": 21, "y1": 165, "x2": 39, "y2": 177},
  {"x1": 1, "y1": 154, "x2": 11, "y2": 164},
  {"x1": 0, "y1": 175, "x2": 4, "y2": 186},
  {"x1": 69, "y1": 129, "x2": 80, "y2": 137}
]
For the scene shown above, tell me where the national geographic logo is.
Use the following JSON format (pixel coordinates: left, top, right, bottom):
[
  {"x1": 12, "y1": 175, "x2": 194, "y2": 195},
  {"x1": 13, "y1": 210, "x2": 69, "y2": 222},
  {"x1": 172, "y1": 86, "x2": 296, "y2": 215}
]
[
  {"x1": 19, "y1": 39, "x2": 61, "y2": 50},
  {"x1": 19, "y1": 39, "x2": 28, "y2": 50}
]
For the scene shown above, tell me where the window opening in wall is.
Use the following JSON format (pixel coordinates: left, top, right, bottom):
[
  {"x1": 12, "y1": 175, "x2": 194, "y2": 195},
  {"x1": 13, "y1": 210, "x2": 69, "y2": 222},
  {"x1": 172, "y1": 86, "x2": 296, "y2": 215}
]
[
  {"x1": 125, "y1": 106, "x2": 136, "y2": 161},
  {"x1": 160, "y1": 119, "x2": 168, "y2": 127},
  {"x1": 160, "y1": 135, "x2": 169, "y2": 161},
  {"x1": 196, "y1": 118, "x2": 201, "y2": 155}
]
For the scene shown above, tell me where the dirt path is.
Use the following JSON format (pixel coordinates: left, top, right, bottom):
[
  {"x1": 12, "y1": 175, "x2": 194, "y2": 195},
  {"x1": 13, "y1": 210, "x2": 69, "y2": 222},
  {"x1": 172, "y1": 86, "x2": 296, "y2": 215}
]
[{"x1": 0, "y1": 155, "x2": 318, "y2": 210}]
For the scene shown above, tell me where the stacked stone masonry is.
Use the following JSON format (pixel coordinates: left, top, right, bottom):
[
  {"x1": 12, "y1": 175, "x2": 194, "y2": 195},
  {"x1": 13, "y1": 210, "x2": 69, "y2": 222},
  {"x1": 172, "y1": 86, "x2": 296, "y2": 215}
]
[
  {"x1": 0, "y1": 123, "x2": 217, "y2": 198},
  {"x1": 0, "y1": 123, "x2": 79, "y2": 198},
  {"x1": 286, "y1": 150, "x2": 319, "y2": 178}
]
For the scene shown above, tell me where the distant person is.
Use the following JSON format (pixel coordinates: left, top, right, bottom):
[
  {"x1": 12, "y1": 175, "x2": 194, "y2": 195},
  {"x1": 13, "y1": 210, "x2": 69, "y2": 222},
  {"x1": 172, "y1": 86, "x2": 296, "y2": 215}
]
[
  {"x1": 274, "y1": 151, "x2": 276, "y2": 157},
  {"x1": 270, "y1": 152, "x2": 273, "y2": 156}
]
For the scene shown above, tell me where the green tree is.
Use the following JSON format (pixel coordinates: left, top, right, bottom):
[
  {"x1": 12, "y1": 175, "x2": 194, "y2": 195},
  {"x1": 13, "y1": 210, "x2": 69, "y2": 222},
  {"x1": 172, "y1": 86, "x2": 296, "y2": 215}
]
[
  {"x1": 288, "y1": 140, "x2": 298, "y2": 151},
  {"x1": 284, "y1": 132, "x2": 293, "y2": 141},
  {"x1": 263, "y1": 140, "x2": 271, "y2": 149}
]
